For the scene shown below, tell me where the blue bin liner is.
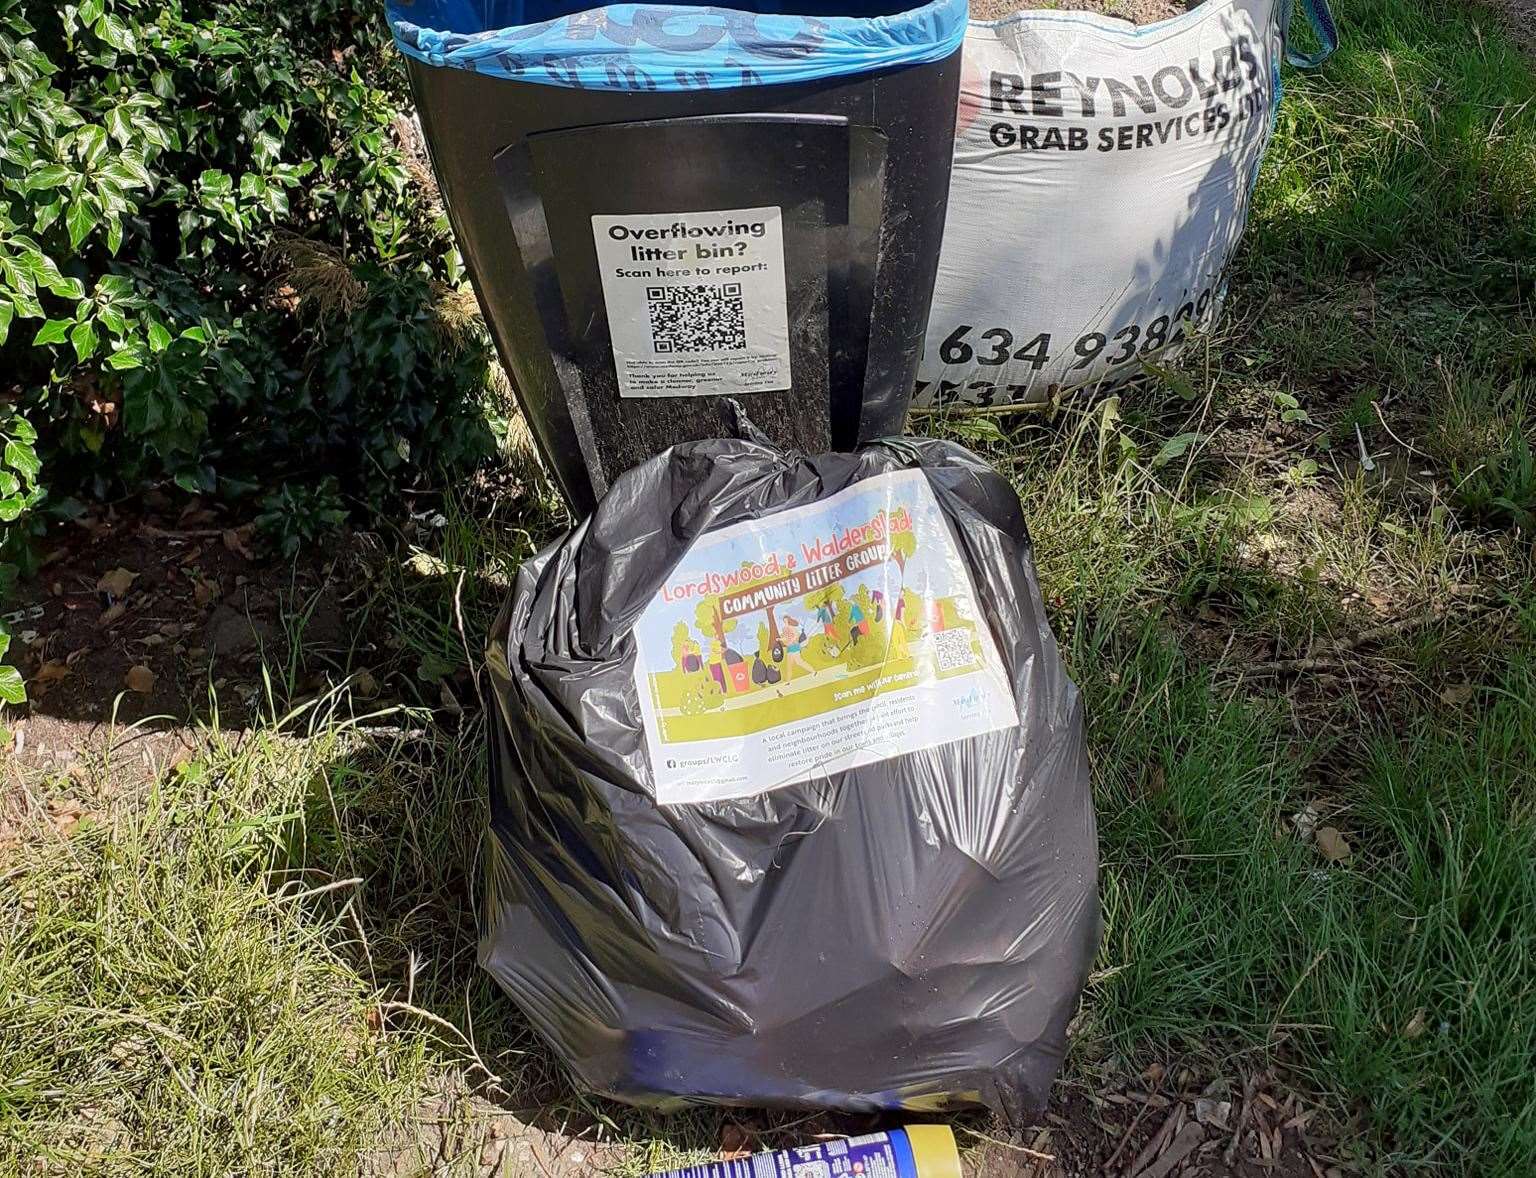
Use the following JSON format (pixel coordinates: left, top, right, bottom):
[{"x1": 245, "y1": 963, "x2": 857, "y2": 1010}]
[{"x1": 386, "y1": 0, "x2": 967, "y2": 90}]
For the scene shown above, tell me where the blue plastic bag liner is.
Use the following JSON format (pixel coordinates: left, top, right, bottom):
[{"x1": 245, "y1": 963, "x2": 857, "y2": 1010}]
[{"x1": 386, "y1": 0, "x2": 968, "y2": 90}]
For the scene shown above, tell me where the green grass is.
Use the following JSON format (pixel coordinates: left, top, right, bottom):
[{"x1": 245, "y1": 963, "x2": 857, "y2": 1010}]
[
  {"x1": 0, "y1": 713, "x2": 438, "y2": 1174},
  {"x1": 4, "y1": 0, "x2": 1536, "y2": 1174},
  {"x1": 1069, "y1": 614, "x2": 1536, "y2": 1173},
  {"x1": 1254, "y1": 0, "x2": 1536, "y2": 276}
]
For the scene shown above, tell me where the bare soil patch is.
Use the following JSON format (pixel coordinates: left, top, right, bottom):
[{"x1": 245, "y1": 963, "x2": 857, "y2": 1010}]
[
  {"x1": 1486, "y1": 0, "x2": 1536, "y2": 53},
  {"x1": 4, "y1": 495, "x2": 350, "y2": 787},
  {"x1": 970, "y1": 0, "x2": 1199, "y2": 25}
]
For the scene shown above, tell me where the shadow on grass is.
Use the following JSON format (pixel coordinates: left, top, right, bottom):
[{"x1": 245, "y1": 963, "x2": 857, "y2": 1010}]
[{"x1": 284, "y1": 710, "x2": 932, "y2": 1172}]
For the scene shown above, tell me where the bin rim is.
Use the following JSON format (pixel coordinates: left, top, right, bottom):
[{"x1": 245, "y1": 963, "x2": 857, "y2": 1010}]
[{"x1": 386, "y1": 0, "x2": 967, "y2": 90}]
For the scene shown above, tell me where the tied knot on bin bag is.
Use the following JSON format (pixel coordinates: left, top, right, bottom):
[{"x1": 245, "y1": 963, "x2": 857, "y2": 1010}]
[{"x1": 481, "y1": 417, "x2": 1100, "y2": 1121}]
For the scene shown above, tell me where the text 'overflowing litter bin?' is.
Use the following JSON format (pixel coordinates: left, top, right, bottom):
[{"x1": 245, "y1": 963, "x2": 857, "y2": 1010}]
[{"x1": 591, "y1": 206, "x2": 792, "y2": 399}]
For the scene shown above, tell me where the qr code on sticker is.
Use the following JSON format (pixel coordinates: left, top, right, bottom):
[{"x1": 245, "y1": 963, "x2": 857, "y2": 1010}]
[
  {"x1": 932, "y1": 628, "x2": 976, "y2": 674},
  {"x1": 646, "y1": 284, "x2": 746, "y2": 354}
]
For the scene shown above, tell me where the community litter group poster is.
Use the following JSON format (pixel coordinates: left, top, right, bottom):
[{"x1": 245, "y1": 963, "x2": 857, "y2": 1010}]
[{"x1": 632, "y1": 469, "x2": 1019, "y2": 803}]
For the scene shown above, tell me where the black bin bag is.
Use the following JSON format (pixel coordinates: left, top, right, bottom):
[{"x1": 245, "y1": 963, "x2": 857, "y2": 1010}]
[{"x1": 483, "y1": 433, "x2": 1100, "y2": 1117}]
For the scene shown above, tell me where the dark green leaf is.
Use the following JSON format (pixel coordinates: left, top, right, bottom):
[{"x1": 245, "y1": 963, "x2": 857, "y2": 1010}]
[
  {"x1": 106, "y1": 105, "x2": 131, "y2": 145},
  {"x1": 33, "y1": 319, "x2": 71, "y2": 346},
  {"x1": 106, "y1": 345, "x2": 143, "y2": 371},
  {"x1": 115, "y1": 152, "x2": 153, "y2": 188},
  {"x1": 1143, "y1": 361, "x2": 1200, "y2": 402},
  {"x1": 66, "y1": 199, "x2": 98, "y2": 249},
  {"x1": 70, "y1": 320, "x2": 99, "y2": 362},
  {"x1": 97, "y1": 13, "x2": 137, "y2": 53},
  {"x1": 74, "y1": 124, "x2": 108, "y2": 167},
  {"x1": 33, "y1": 198, "x2": 65, "y2": 232},
  {"x1": 0, "y1": 665, "x2": 25, "y2": 706},
  {"x1": 27, "y1": 163, "x2": 71, "y2": 190},
  {"x1": 1152, "y1": 433, "x2": 1203, "y2": 468},
  {"x1": 5, "y1": 440, "x2": 41, "y2": 483}
]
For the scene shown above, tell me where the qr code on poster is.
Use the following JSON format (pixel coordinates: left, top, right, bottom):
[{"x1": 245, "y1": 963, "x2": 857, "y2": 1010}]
[
  {"x1": 646, "y1": 284, "x2": 746, "y2": 354},
  {"x1": 932, "y1": 628, "x2": 976, "y2": 674}
]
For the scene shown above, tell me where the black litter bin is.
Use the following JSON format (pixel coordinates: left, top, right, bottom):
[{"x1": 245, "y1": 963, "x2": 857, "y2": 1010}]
[{"x1": 387, "y1": 0, "x2": 965, "y2": 512}]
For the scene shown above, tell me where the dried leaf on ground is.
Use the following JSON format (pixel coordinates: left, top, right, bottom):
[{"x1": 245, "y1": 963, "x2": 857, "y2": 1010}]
[
  {"x1": 479, "y1": 1138, "x2": 504, "y2": 1171},
  {"x1": 125, "y1": 665, "x2": 157, "y2": 694},
  {"x1": 98, "y1": 602, "x2": 127, "y2": 628},
  {"x1": 1195, "y1": 1098, "x2": 1233, "y2": 1129},
  {"x1": 1315, "y1": 826, "x2": 1351, "y2": 862},
  {"x1": 406, "y1": 550, "x2": 450, "y2": 578},
  {"x1": 1403, "y1": 1009, "x2": 1427, "y2": 1039},
  {"x1": 1292, "y1": 803, "x2": 1320, "y2": 841},
  {"x1": 222, "y1": 527, "x2": 256, "y2": 560},
  {"x1": 33, "y1": 660, "x2": 70, "y2": 685},
  {"x1": 1137, "y1": 1122, "x2": 1205, "y2": 1178},
  {"x1": 718, "y1": 1124, "x2": 754, "y2": 1161},
  {"x1": 1128, "y1": 1108, "x2": 1182, "y2": 1176},
  {"x1": 46, "y1": 798, "x2": 89, "y2": 836},
  {"x1": 97, "y1": 567, "x2": 138, "y2": 597}
]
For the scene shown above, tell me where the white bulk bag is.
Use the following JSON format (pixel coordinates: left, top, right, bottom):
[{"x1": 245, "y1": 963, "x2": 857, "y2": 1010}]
[{"x1": 917, "y1": 0, "x2": 1337, "y2": 407}]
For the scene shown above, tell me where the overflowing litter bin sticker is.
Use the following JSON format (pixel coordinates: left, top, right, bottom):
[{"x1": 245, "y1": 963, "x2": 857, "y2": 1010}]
[
  {"x1": 632, "y1": 468, "x2": 1018, "y2": 803},
  {"x1": 593, "y1": 206, "x2": 792, "y2": 397}
]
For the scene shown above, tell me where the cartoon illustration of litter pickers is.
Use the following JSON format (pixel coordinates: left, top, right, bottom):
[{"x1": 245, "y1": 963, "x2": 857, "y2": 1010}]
[
  {"x1": 811, "y1": 596, "x2": 840, "y2": 655},
  {"x1": 779, "y1": 616, "x2": 813, "y2": 677},
  {"x1": 847, "y1": 594, "x2": 867, "y2": 643},
  {"x1": 641, "y1": 490, "x2": 991, "y2": 739}
]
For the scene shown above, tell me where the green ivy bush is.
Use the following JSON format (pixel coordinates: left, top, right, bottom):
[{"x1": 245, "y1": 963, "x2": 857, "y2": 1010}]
[{"x1": 0, "y1": 0, "x2": 503, "y2": 703}]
